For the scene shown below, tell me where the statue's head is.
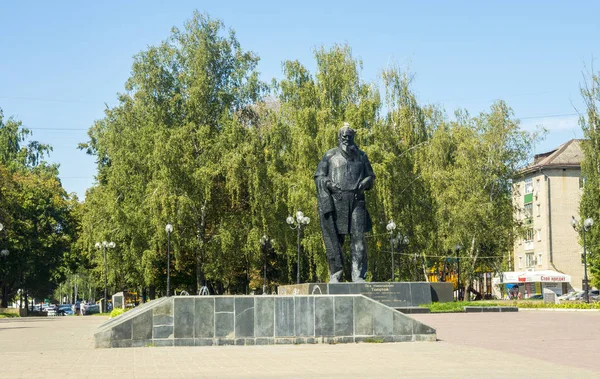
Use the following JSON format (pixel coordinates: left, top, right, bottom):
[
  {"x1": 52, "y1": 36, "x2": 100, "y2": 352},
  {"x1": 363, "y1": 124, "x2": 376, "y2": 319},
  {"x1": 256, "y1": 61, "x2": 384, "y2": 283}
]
[{"x1": 338, "y1": 122, "x2": 356, "y2": 149}]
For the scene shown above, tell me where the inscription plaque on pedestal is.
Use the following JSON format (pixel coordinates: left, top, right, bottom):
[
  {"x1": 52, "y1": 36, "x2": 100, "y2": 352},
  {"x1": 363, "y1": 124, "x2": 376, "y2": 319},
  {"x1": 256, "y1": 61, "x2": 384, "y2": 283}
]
[{"x1": 278, "y1": 282, "x2": 452, "y2": 308}]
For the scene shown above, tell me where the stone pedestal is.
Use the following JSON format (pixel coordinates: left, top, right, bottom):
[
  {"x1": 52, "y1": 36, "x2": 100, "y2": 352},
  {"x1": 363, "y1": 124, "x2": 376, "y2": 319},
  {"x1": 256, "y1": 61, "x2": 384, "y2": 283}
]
[
  {"x1": 94, "y1": 295, "x2": 437, "y2": 348},
  {"x1": 278, "y1": 282, "x2": 453, "y2": 308}
]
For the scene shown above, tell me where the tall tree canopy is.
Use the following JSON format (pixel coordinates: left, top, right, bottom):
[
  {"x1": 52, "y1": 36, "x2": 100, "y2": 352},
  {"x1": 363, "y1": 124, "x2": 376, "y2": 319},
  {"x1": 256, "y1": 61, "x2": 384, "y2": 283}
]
[
  {"x1": 78, "y1": 11, "x2": 538, "y2": 298},
  {"x1": 579, "y1": 67, "x2": 600, "y2": 288},
  {"x1": 0, "y1": 109, "x2": 75, "y2": 307}
]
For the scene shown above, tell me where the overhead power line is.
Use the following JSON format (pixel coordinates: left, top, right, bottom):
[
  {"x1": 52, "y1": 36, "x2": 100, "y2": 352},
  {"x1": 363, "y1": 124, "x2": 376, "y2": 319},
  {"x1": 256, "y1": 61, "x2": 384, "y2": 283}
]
[
  {"x1": 19, "y1": 113, "x2": 581, "y2": 132},
  {"x1": 519, "y1": 112, "x2": 578, "y2": 120},
  {"x1": 0, "y1": 96, "x2": 104, "y2": 104},
  {"x1": 27, "y1": 127, "x2": 89, "y2": 131}
]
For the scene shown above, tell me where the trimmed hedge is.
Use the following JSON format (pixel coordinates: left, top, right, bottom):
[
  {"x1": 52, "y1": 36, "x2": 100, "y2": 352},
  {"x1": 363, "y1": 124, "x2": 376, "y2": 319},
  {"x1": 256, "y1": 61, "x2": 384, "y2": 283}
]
[{"x1": 421, "y1": 300, "x2": 600, "y2": 313}]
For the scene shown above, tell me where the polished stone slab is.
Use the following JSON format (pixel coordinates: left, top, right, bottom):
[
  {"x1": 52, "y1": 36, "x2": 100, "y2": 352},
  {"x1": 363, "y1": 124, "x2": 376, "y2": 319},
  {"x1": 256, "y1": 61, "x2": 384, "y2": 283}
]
[{"x1": 94, "y1": 295, "x2": 436, "y2": 348}]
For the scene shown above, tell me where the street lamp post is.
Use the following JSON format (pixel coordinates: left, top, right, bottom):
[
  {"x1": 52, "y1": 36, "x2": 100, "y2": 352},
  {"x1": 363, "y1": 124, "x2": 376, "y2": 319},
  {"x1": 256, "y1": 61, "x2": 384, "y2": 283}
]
[
  {"x1": 1, "y1": 221, "x2": 7, "y2": 306},
  {"x1": 386, "y1": 221, "x2": 396, "y2": 281},
  {"x1": 95, "y1": 241, "x2": 115, "y2": 313},
  {"x1": 0, "y1": 249, "x2": 8, "y2": 307},
  {"x1": 454, "y1": 244, "x2": 462, "y2": 301},
  {"x1": 165, "y1": 223, "x2": 173, "y2": 297},
  {"x1": 571, "y1": 216, "x2": 594, "y2": 304},
  {"x1": 260, "y1": 235, "x2": 274, "y2": 294},
  {"x1": 287, "y1": 211, "x2": 310, "y2": 284}
]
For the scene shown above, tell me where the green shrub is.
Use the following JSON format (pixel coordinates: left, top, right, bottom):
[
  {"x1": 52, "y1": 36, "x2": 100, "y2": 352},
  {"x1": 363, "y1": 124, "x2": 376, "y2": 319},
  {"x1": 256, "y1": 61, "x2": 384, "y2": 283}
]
[
  {"x1": 109, "y1": 308, "x2": 128, "y2": 318},
  {"x1": 421, "y1": 300, "x2": 600, "y2": 312},
  {"x1": 0, "y1": 312, "x2": 20, "y2": 318},
  {"x1": 423, "y1": 301, "x2": 505, "y2": 313},
  {"x1": 517, "y1": 300, "x2": 600, "y2": 310}
]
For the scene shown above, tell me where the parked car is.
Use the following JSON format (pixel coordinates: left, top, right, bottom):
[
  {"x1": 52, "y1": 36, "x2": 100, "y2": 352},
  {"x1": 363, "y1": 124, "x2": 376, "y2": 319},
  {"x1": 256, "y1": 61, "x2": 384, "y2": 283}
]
[
  {"x1": 84, "y1": 304, "x2": 100, "y2": 315},
  {"x1": 567, "y1": 291, "x2": 600, "y2": 301},
  {"x1": 564, "y1": 291, "x2": 585, "y2": 300},
  {"x1": 558, "y1": 291, "x2": 577, "y2": 300},
  {"x1": 528, "y1": 294, "x2": 544, "y2": 300},
  {"x1": 46, "y1": 304, "x2": 57, "y2": 316},
  {"x1": 572, "y1": 290, "x2": 599, "y2": 301},
  {"x1": 58, "y1": 304, "x2": 73, "y2": 316}
]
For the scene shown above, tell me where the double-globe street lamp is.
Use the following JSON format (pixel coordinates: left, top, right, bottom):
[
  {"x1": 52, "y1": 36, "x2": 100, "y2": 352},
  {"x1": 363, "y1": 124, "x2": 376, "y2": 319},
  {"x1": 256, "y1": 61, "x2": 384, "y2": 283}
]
[
  {"x1": 0, "y1": 223, "x2": 6, "y2": 257},
  {"x1": 571, "y1": 216, "x2": 594, "y2": 304},
  {"x1": 95, "y1": 241, "x2": 115, "y2": 313},
  {"x1": 287, "y1": 211, "x2": 310, "y2": 284},
  {"x1": 454, "y1": 244, "x2": 463, "y2": 301},
  {"x1": 166, "y1": 223, "x2": 173, "y2": 297},
  {"x1": 0, "y1": 249, "x2": 8, "y2": 303},
  {"x1": 0, "y1": 224, "x2": 8, "y2": 304},
  {"x1": 386, "y1": 221, "x2": 410, "y2": 282},
  {"x1": 260, "y1": 235, "x2": 275, "y2": 294},
  {"x1": 386, "y1": 221, "x2": 396, "y2": 281}
]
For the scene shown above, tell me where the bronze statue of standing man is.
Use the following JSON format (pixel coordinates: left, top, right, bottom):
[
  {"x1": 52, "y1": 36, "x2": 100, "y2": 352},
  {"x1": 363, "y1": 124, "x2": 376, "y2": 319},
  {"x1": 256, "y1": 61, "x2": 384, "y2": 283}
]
[{"x1": 314, "y1": 123, "x2": 375, "y2": 283}]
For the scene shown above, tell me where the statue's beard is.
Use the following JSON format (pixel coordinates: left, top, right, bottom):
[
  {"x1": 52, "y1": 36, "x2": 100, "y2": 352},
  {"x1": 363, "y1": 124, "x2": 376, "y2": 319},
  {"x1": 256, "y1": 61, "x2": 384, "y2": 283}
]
[{"x1": 341, "y1": 143, "x2": 358, "y2": 154}]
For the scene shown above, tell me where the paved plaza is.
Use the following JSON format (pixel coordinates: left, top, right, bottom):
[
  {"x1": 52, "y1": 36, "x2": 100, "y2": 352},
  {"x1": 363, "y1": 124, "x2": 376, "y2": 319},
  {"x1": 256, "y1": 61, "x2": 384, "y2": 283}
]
[{"x1": 0, "y1": 310, "x2": 598, "y2": 378}]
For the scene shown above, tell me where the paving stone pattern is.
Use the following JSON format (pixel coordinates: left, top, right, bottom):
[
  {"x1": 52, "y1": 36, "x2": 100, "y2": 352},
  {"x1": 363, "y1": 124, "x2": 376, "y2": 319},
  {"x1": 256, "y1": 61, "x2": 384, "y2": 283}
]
[{"x1": 2, "y1": 312, "x2": 599, "y2": 378}]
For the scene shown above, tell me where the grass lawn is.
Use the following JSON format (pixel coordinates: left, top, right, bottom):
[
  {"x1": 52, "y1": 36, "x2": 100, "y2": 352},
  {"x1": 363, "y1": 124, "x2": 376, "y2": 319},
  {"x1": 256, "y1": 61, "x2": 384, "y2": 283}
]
[{"x1": 421, "y1": 300, "x2": 600, "y2": 312}]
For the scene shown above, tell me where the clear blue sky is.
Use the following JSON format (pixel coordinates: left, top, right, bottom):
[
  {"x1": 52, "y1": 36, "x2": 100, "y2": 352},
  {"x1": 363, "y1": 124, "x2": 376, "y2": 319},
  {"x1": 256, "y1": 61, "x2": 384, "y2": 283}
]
[{"x1": 1, "y1": 1, "x2": 598, "y2": 200}]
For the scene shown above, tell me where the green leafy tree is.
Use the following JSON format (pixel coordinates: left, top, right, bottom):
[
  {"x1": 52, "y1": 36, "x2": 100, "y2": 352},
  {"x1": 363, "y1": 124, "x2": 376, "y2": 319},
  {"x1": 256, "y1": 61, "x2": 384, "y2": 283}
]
[
  {"x1": 74, "y1": 12, "x2": 542, "y2": 296},
  {"x1": 79, "y1": 11, "x2": 267, "y2": 296},
  {"x1": 0, "y1": 109, "x2": 74, "y2": 307},
  {"x1": 579, "y1": 67, "x2": 600, "y2": 288},
  {"x1": 419, "y1": 101, "x2": 537, "y2": 297}
]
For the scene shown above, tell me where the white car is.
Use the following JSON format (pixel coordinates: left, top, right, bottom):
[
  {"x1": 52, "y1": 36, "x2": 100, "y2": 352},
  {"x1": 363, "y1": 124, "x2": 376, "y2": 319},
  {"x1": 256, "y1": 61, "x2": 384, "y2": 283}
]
[
  {"x1": 566, "y1": 291, "x2": 585, "y2": 300},
  {"x1": 558, "y1": 291, "x2": 577, "y2": 300}
]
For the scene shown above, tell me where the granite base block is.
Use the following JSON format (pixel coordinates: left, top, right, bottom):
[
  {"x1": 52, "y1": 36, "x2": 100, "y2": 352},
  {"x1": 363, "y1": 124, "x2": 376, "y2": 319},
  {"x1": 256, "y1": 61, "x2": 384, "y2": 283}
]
[
  {"x1": 95, "y1": 294, "x2": 436, "y2": 348},
  {"x1": 195, "y1": 338, "x2": 214, "y2": 346},
  {"x1": 174, "y1": 338, "x2": 195, "y2": 346},
  {"x1": 153, "y1": 339, "x2": 174, "y2": 347}
]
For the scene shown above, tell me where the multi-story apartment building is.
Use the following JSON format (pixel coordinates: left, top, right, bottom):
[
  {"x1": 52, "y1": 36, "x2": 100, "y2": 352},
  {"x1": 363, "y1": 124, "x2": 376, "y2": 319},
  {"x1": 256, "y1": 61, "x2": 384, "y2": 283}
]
[{"x1": 510, "y1": 139, "x2": 586, "y2": 296}]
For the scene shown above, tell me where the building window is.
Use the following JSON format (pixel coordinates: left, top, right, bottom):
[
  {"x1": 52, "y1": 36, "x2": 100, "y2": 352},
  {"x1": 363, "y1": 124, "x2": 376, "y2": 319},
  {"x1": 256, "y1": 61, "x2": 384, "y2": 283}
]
[
  {"x1": 525, "y1": 178, "x2": 533, "y2": 194},
  {"x1": 524, "y1": 228, "x2": 534, "y2": 242},
  {"x1": 526, "y1": 253, "x2": 535, "y2": 267},
  {"x1": 518, "y1": 256, "x2": 523, "y2": 269},
  {"x1": 537, "y1": 253, "x2": 543, "y2": 266},
  {"x1": 536, "y1": 179, "x2": 541, "y2": 192},
  {"x1": 524, "y1": 203, "x2": 533, "y2": 219},
  {"x1": 536, "y1": 229, "x2": 541, "y2": 241},
  {"x1": 536, "y1": 204, "x2": 541, "y2": 217}
]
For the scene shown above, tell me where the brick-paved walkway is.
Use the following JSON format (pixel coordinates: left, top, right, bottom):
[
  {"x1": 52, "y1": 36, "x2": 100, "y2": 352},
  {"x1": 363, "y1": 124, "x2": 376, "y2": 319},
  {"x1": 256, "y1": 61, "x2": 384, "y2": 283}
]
[
  {"x1": 412, "y1": 310, "x2": 600, "y2": 374},
  {"x1": 0, "y1": 311, "x2": 598, "y2": 378}
]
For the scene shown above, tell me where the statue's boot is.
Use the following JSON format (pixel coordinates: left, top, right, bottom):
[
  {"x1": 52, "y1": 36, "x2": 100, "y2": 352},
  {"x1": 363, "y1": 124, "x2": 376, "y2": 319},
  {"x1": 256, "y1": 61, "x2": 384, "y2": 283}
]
[
  {"x1": 351, "y1": 270, "x2": 365, "y2": 283},
  {"x1": 329, "y1": 270, "x2": 343, "y2": 283}
]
